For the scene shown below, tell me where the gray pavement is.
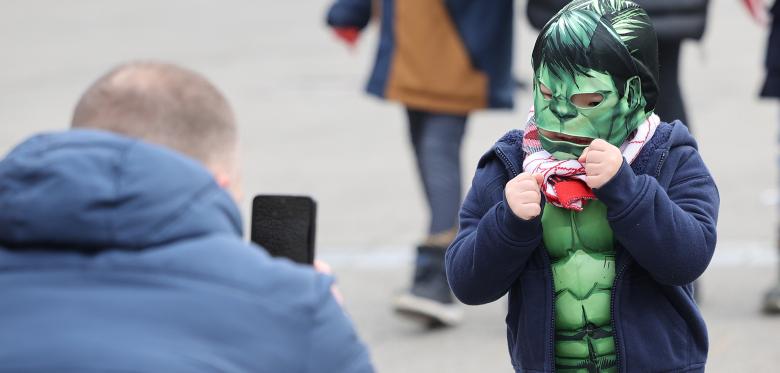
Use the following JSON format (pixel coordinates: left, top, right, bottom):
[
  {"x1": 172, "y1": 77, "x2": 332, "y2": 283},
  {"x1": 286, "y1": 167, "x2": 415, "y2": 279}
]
[{"x1": 1, "y1": 0, "x2": 778, "y2": 371}]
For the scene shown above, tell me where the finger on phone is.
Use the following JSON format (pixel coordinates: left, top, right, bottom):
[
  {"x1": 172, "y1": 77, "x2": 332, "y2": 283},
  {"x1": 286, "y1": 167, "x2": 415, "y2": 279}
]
[{"x1": 314, "y1": 259, "x2": 333, "y2": 275}]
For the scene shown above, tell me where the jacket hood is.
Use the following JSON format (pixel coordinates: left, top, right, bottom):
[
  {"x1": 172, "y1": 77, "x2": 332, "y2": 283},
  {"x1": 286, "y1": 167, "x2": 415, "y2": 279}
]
[
  {"x1": 0, "y1": 129, "x2": 242, "y2": 251},
  {"x1": 665, "y1": 119, "x2": 698, "y2": 150}
]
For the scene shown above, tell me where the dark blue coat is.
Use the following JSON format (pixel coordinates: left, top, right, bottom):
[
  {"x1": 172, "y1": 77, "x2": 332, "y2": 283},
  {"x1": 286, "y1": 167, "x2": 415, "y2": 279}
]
[
  {"x1": 326, "y1": 0, "x2": 514, "y2": 114},
  {"x1": 446, "y1": 122, "x2": 719, "y2": 372},
  {"x1": 0, "y1": 130, "x2": 374, "y2": 373},
  {"x1": 761, "y1": 1, "x2": 780, "y2": 98}
]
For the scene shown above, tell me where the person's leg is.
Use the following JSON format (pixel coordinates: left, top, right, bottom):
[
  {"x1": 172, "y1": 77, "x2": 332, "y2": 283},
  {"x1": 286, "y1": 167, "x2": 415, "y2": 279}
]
[
  {"x1": 395, "y1": 108, "x2": 467, "y2": 326},
  {"x1": 415, "y1": 115, "x2": 466, "y2": 236},
  {"x1": 655, "y1": 40, "x2": 689, "y2": 128},
  {"x1": 407, "y1": 109, "x2": 426, "y2": 169},
  {"x1": 405, "y1": 107, "x2": 467, "y2": 238}
]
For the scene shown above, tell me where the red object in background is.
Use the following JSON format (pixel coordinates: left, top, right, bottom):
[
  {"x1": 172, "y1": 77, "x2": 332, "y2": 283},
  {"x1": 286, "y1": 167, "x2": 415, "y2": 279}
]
[
  {"x1": 333, "y1": 27, "x2": 360, "y2": 47},
  {"x1": 742, "y1": 0, "x2": 768, "y2": 25}
]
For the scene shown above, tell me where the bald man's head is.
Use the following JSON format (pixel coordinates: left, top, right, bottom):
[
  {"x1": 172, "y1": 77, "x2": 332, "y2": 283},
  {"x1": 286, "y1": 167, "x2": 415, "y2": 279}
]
[
  {"x1": 72, "y1": 62, "x2": 237, "y2": 170},
  {"x1": 72, "y1": 61, "x2": 242, "y2": 201}
]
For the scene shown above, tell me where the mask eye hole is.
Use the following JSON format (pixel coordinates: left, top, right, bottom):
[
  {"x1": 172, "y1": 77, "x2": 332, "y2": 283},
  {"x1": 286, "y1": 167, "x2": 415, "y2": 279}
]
[
  {"x1": 570, "y1": 93, "x2": 604, "y2": 108},
  {"x1": 539, "y1": 83, "x2": 553, "y2": 100}
]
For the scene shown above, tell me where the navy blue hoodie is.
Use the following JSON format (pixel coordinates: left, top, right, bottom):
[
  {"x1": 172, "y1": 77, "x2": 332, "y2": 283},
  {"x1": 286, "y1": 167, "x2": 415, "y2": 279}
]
[
  {"x1": 0, "y1": 130, "x2": 374, "y2": 373},
  {"x1": 446, "y1": 122, "x2": 719, "y2": 372}
]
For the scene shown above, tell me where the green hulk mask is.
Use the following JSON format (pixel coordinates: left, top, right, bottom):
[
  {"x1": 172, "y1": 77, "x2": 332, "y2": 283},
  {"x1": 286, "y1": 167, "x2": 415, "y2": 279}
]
[{"x1": 531, "y1": 0, "x2": 660, "y2": 160}]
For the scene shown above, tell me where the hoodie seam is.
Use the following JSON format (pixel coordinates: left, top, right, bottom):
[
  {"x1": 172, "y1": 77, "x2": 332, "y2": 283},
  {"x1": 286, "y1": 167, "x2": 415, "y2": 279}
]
[
  {"x1": 111, "y1": 141, "x2": 134, "y2": 246},
  {"x1": 671, "y1": 174, "x2": 712, "y2": 187},
  {"x1": 128, "y1": 136, "x2": 233, "y2": 244},
  {"x1": 304, "y1": 277, "x2": 316, "y2": 373},
  {"x1": 146, "y1": 182, "x2": 226, "y2": 245}
]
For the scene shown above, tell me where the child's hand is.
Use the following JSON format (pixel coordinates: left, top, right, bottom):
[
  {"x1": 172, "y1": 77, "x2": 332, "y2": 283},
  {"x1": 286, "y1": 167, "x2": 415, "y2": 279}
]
[
  {"x1": 578, "y1": 139, "x2": 623, "y2": 189},
  {"x1": 505, "y1": 173, "x2": 544, "y2": 220}
]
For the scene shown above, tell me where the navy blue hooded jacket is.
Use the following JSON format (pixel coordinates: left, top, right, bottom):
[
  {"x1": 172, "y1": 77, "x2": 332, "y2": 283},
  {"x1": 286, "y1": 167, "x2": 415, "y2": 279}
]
[
  {"x1": 0, "y1": 130, "x2": 374, "y2": 373},
  {"x1": 446, "y1": 122, "x2": 719, "y2": 372}
]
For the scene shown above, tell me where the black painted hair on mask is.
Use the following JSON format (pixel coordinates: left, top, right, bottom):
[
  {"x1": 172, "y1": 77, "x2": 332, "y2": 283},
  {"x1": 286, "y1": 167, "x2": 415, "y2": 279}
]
[{"x1": 531, "y1": 0, "x2": 659, "y2": 112}]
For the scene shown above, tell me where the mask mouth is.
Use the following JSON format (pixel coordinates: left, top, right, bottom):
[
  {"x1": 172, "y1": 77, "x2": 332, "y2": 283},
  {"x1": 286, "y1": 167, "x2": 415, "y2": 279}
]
[{"x1": 538, "y1": 128, "x2": 594, "y2": 146}]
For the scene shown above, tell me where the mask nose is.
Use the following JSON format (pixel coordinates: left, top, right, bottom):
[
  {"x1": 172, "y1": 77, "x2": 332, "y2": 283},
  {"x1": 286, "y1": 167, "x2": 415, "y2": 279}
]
[{"x1": 549, "y1": 98, "x2": 577, "y2": 121}]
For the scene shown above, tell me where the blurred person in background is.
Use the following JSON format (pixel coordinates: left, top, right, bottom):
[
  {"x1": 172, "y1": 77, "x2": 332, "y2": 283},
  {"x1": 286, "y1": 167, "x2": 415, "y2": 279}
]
[
  {"x1": 526, "y1": 0, "x2": 710, "y2": 129},
  {"x1": 745, "y1": 0, "x2": 780, "y2": 314},
  {"x1": 0, "y1": 62, "x2": 374, "y2": 372},
  {"x1": 325, "y1": 0, "x2": 515, "y2": 328}
]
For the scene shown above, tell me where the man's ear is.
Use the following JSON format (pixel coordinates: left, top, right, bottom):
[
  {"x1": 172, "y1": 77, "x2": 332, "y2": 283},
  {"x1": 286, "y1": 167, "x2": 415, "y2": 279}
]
[
  {"x1": 211, "y1": 167, "x2": 243, "y2": 204},
  {"x1": 214, "y1": 171, "x2": 231, "y2": 189},
  {"x1": 624, "y1": 76, "x2": 645, "y2": 111}
]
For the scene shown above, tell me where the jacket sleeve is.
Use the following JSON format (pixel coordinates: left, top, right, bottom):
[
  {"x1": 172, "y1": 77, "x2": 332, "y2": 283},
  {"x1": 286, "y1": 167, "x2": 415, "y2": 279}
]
[
  {"x1": 306, "y1": 275, "x2": 374, "y2": 373},
  {"x1": 445, "y1": 154, "x2": 544, "y2": 305},
  {"x1": 326, "y1": 0, "x2": 373, "y2": 29},
  {"x1": 594, "y1": 146, "x2": 719, "y2": 286}
]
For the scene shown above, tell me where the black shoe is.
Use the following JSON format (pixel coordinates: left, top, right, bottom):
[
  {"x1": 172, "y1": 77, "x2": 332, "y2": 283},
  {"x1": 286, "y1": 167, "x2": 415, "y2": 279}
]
[
  {"x1": 763, "y1": 283, "x2": 780, "y2": 315},
  {"x1": 393, "y1": 246, "x2": 462, "y2": 327}
]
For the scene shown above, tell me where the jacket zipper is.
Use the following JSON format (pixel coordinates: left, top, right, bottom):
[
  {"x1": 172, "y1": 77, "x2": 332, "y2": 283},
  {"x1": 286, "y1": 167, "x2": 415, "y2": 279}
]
[
  {"x1": 610, "y1": 257, "x2": 630, "y2": 373},
  {"x1": 654, "y1": 150, "x2": 668, "y2": 178},
  {"x1": 495, "y1": 147, "x2": 519, "y2": 178},
  {"x1": 611, "y1": 147, "x2": 662, "y2": 371},
  {"x1": 498, "y1": 146, "x2": 557, "y2": 371},
  {"x1": 543, "y1": 250, "x2": 556, "y2": 372}
]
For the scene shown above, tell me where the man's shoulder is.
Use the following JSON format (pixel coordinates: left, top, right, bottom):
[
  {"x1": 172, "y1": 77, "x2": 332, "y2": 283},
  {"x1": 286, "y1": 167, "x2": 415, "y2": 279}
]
[
  {"x1": 142, "y1": 234, "x2": 328, "y2": 301},
  {"x1": 0, "y1": 234, "x2": 328, "y2": 309}
]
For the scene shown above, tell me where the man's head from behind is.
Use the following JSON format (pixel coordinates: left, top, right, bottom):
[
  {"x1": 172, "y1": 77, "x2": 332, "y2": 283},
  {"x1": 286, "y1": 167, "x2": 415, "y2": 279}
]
[{"x1": 71, "y1": 61, "x2": 242, "y2": 201}]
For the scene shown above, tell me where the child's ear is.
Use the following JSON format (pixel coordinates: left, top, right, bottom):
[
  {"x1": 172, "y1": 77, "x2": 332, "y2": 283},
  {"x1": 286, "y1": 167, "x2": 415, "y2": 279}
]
[{"x1": 624, "y1": 76, "x2": 645, "y2": 111}]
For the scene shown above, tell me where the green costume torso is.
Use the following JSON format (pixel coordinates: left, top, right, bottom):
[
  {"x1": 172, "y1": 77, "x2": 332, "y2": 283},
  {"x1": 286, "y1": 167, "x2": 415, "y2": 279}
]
[{"x1": 542, "y1": 200, "x2": 617, "y2": 372}]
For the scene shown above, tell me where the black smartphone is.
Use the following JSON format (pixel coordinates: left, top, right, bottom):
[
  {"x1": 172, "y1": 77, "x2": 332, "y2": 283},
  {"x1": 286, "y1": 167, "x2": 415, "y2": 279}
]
[{"x1": 250, "y1": 195, "x2": 317, "y2": 265}]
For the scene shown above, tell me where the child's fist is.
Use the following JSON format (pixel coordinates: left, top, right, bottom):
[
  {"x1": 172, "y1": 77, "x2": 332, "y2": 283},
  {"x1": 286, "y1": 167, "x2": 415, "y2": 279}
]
[
  {"x1": 505, "y1": 173, "x2": 544, "y2": 220},
  {"x1": 578, "y1": 139, "x2": 623, "y2": 189}
]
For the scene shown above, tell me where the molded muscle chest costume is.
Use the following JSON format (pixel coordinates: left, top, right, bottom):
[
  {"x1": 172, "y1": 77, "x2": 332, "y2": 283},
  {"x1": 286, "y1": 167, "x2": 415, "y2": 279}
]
[{"x1": 524, "y1": 1, "x2": 660, "y2": 371}]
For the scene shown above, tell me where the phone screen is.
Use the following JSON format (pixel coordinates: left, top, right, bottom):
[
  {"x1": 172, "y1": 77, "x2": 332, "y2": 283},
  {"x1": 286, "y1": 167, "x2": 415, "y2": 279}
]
[{"x1": 250, "y1": 195, "x2": 316, "y2": 265}]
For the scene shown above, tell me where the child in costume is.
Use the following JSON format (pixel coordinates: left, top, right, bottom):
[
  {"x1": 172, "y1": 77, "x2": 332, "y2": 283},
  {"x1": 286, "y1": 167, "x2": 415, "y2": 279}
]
[{"x1": 445, "y1": 1, "x2": 719, "y2": 372}]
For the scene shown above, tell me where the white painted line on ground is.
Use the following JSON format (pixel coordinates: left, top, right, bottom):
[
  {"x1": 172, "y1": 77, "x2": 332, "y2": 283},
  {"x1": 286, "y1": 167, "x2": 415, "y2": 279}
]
[{"x1": 319, "y1": 242, "x2": 779, "y2": 270}]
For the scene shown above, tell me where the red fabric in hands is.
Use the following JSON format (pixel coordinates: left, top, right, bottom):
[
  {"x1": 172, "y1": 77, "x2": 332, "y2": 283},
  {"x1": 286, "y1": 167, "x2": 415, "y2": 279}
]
[{"x1": 546, "y1": 176, "x2": 595, "y2": 211}]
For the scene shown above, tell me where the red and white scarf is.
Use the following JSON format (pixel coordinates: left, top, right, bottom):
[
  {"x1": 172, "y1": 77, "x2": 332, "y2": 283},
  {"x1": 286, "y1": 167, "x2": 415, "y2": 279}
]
[{"x1": 521, "y1": 108, "x2": 660, "y2": 211}]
